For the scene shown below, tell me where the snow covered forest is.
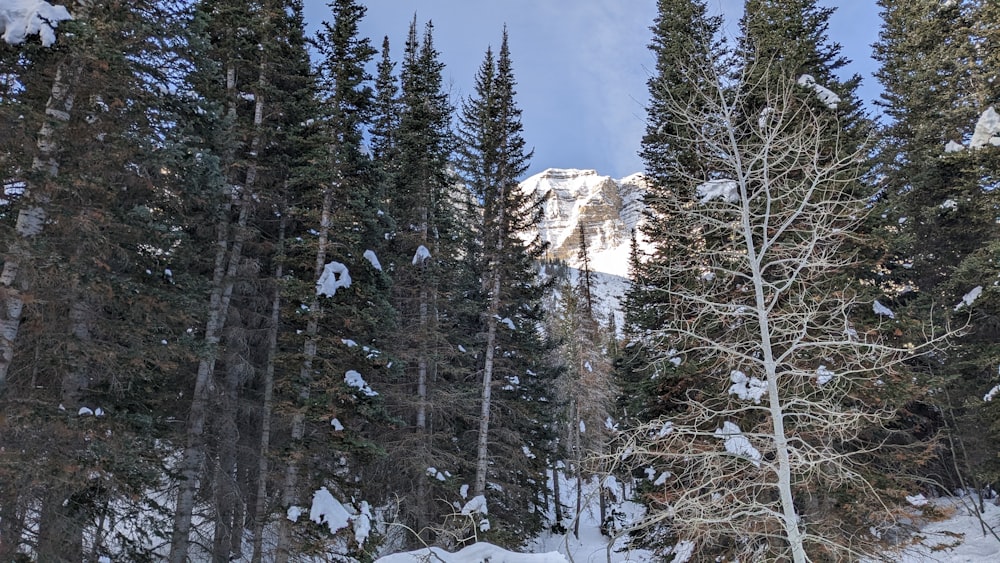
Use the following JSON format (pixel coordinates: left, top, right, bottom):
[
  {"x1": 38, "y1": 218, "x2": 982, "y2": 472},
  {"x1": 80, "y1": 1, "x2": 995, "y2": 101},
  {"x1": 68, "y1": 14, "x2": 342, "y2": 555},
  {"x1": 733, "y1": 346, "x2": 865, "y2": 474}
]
[{"x1": 1, "y1": 0, "x2": 999, "y2": 561}]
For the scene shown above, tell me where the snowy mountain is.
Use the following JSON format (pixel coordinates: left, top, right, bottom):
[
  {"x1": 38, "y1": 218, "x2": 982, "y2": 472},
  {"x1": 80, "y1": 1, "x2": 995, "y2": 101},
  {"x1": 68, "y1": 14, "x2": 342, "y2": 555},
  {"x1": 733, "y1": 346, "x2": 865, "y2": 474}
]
[{"x1": 518, "y1": 168, "x2": 650, "y2": 328}]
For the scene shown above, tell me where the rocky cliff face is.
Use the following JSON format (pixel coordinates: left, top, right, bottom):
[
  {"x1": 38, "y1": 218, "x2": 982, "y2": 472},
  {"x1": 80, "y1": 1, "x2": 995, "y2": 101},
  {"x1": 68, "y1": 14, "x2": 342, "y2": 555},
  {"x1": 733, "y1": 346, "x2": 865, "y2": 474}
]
[
  {"x1": 518, "y1": 168, "x2": 649, "y2": 328},
  {"x1": 518, "y1": 168, "x2": 647, "y2": 276}
]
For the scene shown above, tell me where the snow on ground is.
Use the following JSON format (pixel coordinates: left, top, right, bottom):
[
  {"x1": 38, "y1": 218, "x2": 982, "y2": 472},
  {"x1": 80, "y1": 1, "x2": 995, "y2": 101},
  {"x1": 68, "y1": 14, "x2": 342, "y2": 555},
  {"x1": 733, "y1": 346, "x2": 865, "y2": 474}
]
[
  {"x1": 529, "y1": 471, "x2": 655, "y2": 563},
  {"x1": 376, "y1": 542, "x2": 569, "y2": 563},
  {"x1": 870, "y1": 494, "x2": 1000, "y2": 562}
]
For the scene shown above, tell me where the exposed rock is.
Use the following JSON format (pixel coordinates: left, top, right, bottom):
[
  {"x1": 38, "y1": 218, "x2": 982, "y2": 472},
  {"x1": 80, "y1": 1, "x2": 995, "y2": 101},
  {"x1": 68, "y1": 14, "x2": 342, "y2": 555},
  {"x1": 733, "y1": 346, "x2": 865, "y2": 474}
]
[{"x1": 520, "y1": 168, "x2": 649, "y2": 331}]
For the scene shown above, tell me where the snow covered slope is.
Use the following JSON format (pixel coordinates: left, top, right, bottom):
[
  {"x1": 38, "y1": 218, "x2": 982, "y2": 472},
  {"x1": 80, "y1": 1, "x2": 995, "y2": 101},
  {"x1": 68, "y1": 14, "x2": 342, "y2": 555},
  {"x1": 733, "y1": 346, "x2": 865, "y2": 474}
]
[{"x1": 519, "y1": 168, "x2": 649, "y2": 328}]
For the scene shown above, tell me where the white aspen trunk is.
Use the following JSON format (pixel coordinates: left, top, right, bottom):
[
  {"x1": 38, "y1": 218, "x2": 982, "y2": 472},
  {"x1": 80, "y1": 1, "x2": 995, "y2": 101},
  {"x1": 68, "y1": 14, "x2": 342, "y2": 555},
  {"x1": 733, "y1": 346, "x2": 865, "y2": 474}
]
[
  {"x1": 251, "y1": 213, "x2": 285, "y2": 563},
  {"x1": 275, "y1": 190, "x2": 332, "y2": 563},
  {"x1": 572, "y1": 400, "x2": 582, "y2": 539},
  {"x1": 473, "y1": 296, "x2": 499, "y2": 497},
  {"x1": 742, "y1": 193, "x2": 807, "y2": 563},
  {"x1": 0, "y1": 52, "x2": 84, "y2": 390}
]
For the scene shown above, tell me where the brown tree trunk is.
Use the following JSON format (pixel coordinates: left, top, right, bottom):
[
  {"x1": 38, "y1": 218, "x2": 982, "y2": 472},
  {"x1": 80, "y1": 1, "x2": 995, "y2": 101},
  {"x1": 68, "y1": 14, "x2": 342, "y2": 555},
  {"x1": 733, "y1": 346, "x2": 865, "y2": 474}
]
[
  {"x1": 251, "y1": 213, "x2": 285, "y2": 563},
  {"x1": 275, "y1": 190, "x2": 332, "y2": 563}
]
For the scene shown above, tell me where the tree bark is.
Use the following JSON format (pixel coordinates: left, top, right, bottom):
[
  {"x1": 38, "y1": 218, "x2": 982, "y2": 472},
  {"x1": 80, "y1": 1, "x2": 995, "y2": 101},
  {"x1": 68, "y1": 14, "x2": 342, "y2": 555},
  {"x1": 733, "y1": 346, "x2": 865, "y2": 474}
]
[
  {"x1": 474, "y1": 193, "x2": 507, "y2": 497},
  {"x1": 251, "y1": 213, "x2": 285, "y2": 563},
  {"x1": 0, "y1": 48, "x2": 85, "y2": 390},
  {"x1": 275, "y1": 190, "x2": 332, "y2": 563},
  {"x1": 169, "y1": 55, "x2": 262, "y2": 561}
]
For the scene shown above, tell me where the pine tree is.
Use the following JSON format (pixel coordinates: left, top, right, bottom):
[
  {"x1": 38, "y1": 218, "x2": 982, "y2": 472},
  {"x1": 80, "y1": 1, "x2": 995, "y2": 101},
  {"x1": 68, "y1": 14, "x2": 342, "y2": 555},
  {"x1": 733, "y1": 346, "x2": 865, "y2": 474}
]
[
  {"x1": 0, "y1": 1, "x2": 200, "y2": 559},
  {"x1": 872, "y1": 0, "x2": 1000, "y2": 491},
  {"x1": 453, "y1": 29, "x2": 555, "y2": 543},
  {"x1": 622, "y1": 0, "x2": 726, "y2": 425},
  {"x1": 371, "y1": 17, "x2": 467, "y2": 543}
]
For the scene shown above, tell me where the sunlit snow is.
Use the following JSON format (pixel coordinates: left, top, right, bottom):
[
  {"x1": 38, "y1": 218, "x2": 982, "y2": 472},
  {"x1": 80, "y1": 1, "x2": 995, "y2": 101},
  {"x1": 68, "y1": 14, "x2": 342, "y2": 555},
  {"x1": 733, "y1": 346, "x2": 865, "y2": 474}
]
[
  {"x1": 954, "y1": 286, "x2": 983, "y2": 311},
  {"x1": 344, "y1": 370, "x2": 377, "y2": 397},
  {"x1": 714, "y1": 421, "x2": 761, "y2": 467},
  {"x1": 816, "y1": 365, "x2": 835, "y2": 386},
  {"x1": 0, "y1": 0, "x2": 73, "y2": 47},
  {"x1": 696, "y1": 179, "x2": 739, "y2": 204},
  {"x1": 412, "y1": 245, "x2": 431, "y2": 265},
  {"x1": 309, "y1": 487, "x2": 351, "y2": 534},
  {"x1": 728, "y1": 370, "x2": 766, "y2": 404},
  {"x1": 363, "y1": 249, "x2": 382, "y2": 271},
  {"x1": 970, "y1": 106, "x2": 1000, "y2": 149},
  {"x1": 873, "y1": 300, "x2": 895, "y2": 319},
  {"x1": 797, "y1": 74, "x2": 841, "y2": 109}
]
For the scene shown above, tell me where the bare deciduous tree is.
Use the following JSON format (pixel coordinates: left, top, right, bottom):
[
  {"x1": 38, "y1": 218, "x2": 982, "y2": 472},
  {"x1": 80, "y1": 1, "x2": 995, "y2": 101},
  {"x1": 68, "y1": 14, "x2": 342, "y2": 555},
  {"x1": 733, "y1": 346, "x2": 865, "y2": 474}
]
[{"x1": 617, "y1": 65, "x2": 949, "y2": 562}]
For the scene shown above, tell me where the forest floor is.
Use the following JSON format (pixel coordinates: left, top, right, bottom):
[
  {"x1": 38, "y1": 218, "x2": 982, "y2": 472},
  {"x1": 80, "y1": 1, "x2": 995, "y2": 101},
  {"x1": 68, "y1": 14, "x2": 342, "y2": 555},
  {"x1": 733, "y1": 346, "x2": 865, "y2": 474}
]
[{"x1": 377, "y1": 481, "x2": 1000, "y2": 562}]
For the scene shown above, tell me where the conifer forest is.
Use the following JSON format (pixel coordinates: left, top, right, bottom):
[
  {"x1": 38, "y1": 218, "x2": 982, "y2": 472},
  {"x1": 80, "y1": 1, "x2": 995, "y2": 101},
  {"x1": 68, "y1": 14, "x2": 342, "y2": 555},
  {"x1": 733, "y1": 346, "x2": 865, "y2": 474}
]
[{"x1": 1, "y1": 0, "x2": 999, "y2": 561}]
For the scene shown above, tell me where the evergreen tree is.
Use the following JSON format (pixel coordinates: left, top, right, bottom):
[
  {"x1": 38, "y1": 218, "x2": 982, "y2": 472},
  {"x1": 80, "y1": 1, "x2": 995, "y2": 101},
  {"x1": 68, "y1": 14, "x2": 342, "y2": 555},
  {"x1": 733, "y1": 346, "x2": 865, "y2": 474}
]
[
  {"x1": 621, "y1": 0, "x2": 725, "y2": 425},
  {"x1": 872, "y1": 0, "x2": 1000, "y2": 491},
  {"x1": 0, "y1": 1, "x2": 200, "y2": 559},
  {"x1": 453, "y1": 28, "x2": 555, "y2": 543},
  {"x1": 370, "y1": 17, "x2": 466, "y2": 544}
]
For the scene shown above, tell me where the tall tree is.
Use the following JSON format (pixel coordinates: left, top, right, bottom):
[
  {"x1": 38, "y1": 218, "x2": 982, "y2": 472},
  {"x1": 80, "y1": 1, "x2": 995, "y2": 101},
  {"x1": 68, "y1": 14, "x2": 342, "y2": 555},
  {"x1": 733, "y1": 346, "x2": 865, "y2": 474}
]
[
  {"x1": 455, "y1": 28, "x2": 553, "y2": 541},
  {"x1": 872, "y1": 0, "x2": 1000, "y2": 490}
]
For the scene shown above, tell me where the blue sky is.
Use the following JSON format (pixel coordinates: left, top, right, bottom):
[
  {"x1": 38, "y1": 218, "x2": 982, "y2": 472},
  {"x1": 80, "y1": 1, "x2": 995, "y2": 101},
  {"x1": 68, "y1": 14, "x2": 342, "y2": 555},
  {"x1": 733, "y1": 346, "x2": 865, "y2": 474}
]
[{"x1": 302, "y1": 1, "x2": 882, "y2": 179}]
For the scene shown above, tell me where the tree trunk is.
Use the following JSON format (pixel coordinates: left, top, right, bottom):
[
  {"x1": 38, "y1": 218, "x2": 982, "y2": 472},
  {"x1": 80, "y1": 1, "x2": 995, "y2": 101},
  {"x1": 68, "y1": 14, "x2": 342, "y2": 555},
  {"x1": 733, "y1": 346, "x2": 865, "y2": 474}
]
[
  {"x1": 573, "y1": 402, "x2": 583, "y2": 539},
  {"x1": 0, "y1": 48, "x2": 85, "y2": 389},
  {"x1": 251, "y1": 214, "x2": 285, "y2": 563},
  {"x1": 212, "y1": 349, "x2": 244, "y2": 562},
  {"x1": 169, "y1": 197, "x2": 248, "y2": 563},
  {"x1": 170, "y1": 48, "x2": 268, "y2": 560},
  {"x1": 552, "y1": 462, "x2": 563, "y2": 530},
  {"x1": 0, "y1": 488, "x2": 24, "y2": 560},
  {"x1": 275, "y1": 190, "x2": 332, "y2": 563},
  {"x1": 36, "y1": 486, "x2": 84, "y2": 563},
  {"x1": 747, "y1": 222, "x2": 806, "y2": 563},
  {"x1": 474, "y1": 194, "x2": 507, "y2": 497}
]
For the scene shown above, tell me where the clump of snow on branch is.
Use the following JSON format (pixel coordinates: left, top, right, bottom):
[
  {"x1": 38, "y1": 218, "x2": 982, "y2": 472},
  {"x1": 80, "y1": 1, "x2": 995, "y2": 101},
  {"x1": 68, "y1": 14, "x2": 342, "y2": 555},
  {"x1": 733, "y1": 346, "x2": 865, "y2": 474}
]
[
  {"x1": 0, "y1": 0, "x2": 73, "y2": 47},
  {"x1": 941, "y1": 198, "x2": 958, "y2": 210},
  {"x1": 657, "y1": 421, "x2": 674, "y2": 438},
  {"x1": 954, "y1": 286, "x2": 983, "y2": 311},
  {"x1": 728, "y1": 370, "x2": 766, "y2": 404},
  {"x1": 945, "y1": 140, "x2": 965, "y2": 153},
  {"x1": 970, "y1": 106, "x2": 1000, "y2": 149},
  {"x1": 344, "y1": 370, "x2": 377, "y2": 397},
  {"x1": 758, "y1": 106, "x2": 775, "y2": 129},
  {"x1": 797, "y1": 74, "x2": 841, "y2": 109},
  {"x1": 714, "y1": 421, "x2": 761, "y2": 467},
  {"x1": 816, "y1": 365, "x2": 835, "y2": 386},
  {"x1": 696, "y1": 179, "x2": 739, "y2": 204},
  {"x1": 460, "y1": 494, "x2": 487, "y2": 516},
  {"x1": 309, "y1": 487, "x2": 351, "y2": 534},
  {"x1": 331, "y1": 418, "x2": 344, "y2": 431},
  {"x1": 317, "y1": 261, "x2": 351, "y2": 297},
  {"x1": 412, "y1": 245, "x2": 431, "y2": 265},
  {"x1": 873, "y1": 300, "x2": 895, "y2": 319},
  {"x1": 906, "y1": 494, "x2": 929, "y2": 507},
  {"x1": 426, "y1": 467, "x2": 448, "y2": 481},
  {"x1": 984, "y1": 368, "x2": 1000, "y2": 402},
  {"x1": 363, "y1": 249, "x2": 382, "y2": 271}
]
